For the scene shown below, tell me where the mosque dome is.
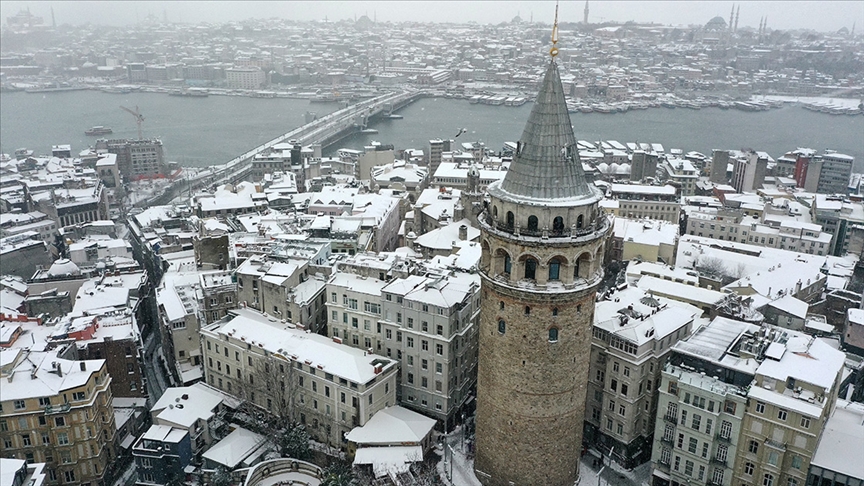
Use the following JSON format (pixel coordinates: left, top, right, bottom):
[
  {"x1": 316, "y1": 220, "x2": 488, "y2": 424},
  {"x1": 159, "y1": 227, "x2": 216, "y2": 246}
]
[
  {"x1": 705, "y1": 16, "x2": 727, "y2": 31},
  {"x1": 47, "y1": 259, "x2": 81, "y2": 277}
]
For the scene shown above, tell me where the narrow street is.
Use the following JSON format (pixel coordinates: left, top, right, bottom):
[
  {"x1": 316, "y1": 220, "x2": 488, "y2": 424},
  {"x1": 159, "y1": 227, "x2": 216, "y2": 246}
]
[{"x1": 142, "y1": 331, "x2": 168, "y2": 401}]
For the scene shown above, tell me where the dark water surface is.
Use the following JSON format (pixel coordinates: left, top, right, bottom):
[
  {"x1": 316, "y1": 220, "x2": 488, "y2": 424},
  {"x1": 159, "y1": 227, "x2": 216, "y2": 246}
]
[{"x1": 2, "y1": 90, "x2": 861, "y2": 171}]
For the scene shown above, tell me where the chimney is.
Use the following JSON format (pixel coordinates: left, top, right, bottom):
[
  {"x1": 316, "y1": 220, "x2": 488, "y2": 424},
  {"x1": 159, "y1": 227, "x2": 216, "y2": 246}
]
[
  {"x1": 459, "y1": 224, "x2": 468, "y2": 241},
  {"x1": 79, "y1": 362, "x2": 86, "y2": 371}
]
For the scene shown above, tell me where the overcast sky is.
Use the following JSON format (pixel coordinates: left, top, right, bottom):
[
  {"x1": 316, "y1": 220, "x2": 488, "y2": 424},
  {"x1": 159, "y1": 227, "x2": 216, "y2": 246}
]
[{"x1": 1, "y1": 1, "x2": 862, "y2": 33}]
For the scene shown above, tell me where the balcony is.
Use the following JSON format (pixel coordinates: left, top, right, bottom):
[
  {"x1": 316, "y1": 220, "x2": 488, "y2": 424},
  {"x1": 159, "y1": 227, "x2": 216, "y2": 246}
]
[
  {"x1": 655, "y1": 460, "x2": 670, "y2": 471},
  {"x1": 715, "y1": 433, "x2": 731, "y2": 443},
  {"x1": 44, "y1": 403, "x2": 71, "y2": 415},
  {"x1": 663, "y1": 414, "x2": 678, "y2": 425},
  {"x1": 765, "y1": 438, "x2": 786, "y2": 451},
  {"x1": 710, "y1": 457, "x2": 727, "y2": 467},
  {"x1": 660, "y1": 436, "x2": 674, "y2": 446}
]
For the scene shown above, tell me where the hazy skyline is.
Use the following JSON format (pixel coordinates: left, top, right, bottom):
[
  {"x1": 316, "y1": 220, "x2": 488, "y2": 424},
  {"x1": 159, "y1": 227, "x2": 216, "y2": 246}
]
[{"x1": 1, "y1": 1, "x2": 862, "y2": 33}]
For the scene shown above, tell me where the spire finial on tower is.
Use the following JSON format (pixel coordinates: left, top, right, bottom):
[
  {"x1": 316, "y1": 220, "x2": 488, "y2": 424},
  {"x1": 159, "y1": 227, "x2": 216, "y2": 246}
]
[{"x1": 550, "y1": 1, "x2": 560, "y2": 58}]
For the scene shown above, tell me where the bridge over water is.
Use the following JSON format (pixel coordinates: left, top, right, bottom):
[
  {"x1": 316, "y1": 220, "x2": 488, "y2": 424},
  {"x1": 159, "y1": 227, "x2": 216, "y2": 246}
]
[{"x1": 145, "y1": 89, "x2": 424, "y2": 206}]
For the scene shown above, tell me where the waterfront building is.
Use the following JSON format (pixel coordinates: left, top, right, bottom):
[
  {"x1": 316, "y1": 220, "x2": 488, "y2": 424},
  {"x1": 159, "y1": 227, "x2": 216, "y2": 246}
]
[
  {"x1": 474, "y1": 30, "x2": 612, "y2": 485},
  {"x1": 225, "y1": 67, "x2": 266, "y2": 89},
  {"x1": 798, "y1": 152, "x2": 856, "y2": 195},
  {"x1": 200, "y1": 308, "x2": 398, "y2": 448},
  {"x1": 96, "y1": 139, "x2": 167, "y2": 180}
]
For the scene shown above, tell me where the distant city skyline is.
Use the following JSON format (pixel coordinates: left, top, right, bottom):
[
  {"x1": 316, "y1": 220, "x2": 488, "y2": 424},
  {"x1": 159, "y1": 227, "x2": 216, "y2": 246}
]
[{"x1": 0, "y1": 1, "x2": 861, "y2": 33}]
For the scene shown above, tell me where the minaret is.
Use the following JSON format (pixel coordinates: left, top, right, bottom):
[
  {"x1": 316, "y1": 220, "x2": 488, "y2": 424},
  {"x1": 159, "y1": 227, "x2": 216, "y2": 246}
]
[
  {"x1": 729, "y1": 4, "x2": 735, "y2": 32},
  {"x1": 584, "y1": 0, "x2": 589, "y2": 25},
  {"x1": 474, "y1": 5, "x2": 611, "y2": 486},
  {"x1": 734, "y1": 5, "x2": 740, "y2": 33}
]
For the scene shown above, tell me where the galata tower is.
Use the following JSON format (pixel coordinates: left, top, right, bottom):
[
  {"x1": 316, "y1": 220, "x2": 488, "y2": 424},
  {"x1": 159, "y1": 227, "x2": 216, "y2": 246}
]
[{"x1": 474, "y1": 9, "x2": 612, "y2": 486}]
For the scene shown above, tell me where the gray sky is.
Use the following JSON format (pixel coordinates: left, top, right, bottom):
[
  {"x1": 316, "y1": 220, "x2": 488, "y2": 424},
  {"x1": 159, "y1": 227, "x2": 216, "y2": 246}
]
[{"x1": 1, "y1": 1, "x2": 862, "y2": 32}]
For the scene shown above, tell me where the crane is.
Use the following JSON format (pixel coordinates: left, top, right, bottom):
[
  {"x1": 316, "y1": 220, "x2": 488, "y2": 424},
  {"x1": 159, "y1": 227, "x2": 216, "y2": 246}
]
[{"x1": 120, "y1": 105, "x2": 144, "y2": 140}]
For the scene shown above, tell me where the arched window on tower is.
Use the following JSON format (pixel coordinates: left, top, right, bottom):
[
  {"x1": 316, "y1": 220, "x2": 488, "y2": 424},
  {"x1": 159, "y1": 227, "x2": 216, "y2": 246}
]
[
  {"x1": 493, "y1": 206, "x2": 498, "y2": 219},
  {"x1": 548, "y1": 327, "x2": 559, "y2": 343},
  {"x1": 506, "y1": 211, "x2": 515, "y2": 230},
  {"x1": 527, "y1": 215, "x2": 539, "y2": 232},
  {"x1": 553, "y1": 216, "x2": 564, "y2": 235},
  {"x1": 498, "y1": 319, "x2": 506, "y2": 334},
  {"x1": 524, "y1": 258, "x2": 537, "y2": 280},
  {"x1": 577, "y1": 214, "x2": 584, "y2": 229},
  {"x1": 504, "y1": 255, "x2": 512, "y2": 275},
  {"x1": 549, "y1": 258, "x2": 561, "y2": 281}
]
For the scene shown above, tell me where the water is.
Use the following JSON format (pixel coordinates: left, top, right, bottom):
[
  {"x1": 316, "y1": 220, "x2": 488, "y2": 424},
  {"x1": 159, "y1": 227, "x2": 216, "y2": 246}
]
[{"x1": 2, "y1": 90, "x2": 862, "y2": 172}]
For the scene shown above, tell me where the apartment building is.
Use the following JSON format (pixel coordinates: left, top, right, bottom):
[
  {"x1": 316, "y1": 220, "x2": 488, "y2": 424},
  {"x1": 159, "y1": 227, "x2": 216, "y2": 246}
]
[
  {"x1": 0, "y1": 350, "x2": 116, "y2": 486},
  {"x1": 95, "y1": 139, "x2": 166, "y2": 180},
  {"x1": 200, "y1": 308, "x2": 398, "y2": 448},
  {"x1": 325, "y1": 272, "x2": 389, "y2": 351},
  {"x1": 605, "y1": 184, "x2": 680, "y2": 223},
  {"x1": 236, "y1": 255, "x2": 327, "y2": 332},
  {"x1": 585, "y1": 286, "x2": 703, "y2": 468},
  {"x1": 735, "y1": 330, "x2": 845, "y2": 486},
  {"x1": 225, "y1": 67, "x2": 266, "y2": 89},
  {"x1": 651, "y1": 317, "x2": 760, "y2": 486},
  {"x1": 662, "y1": 159, "x2": 699, "y2": 197},
  {"x1": 377, "y1": 272, "x2": 480, "y2": 428},
  {"x1": 685, "y1": 208, "x2": 833, "y2": 255}
]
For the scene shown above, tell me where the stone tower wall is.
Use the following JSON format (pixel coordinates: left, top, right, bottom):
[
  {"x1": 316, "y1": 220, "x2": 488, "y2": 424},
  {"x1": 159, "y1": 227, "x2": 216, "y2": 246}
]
[{"x1": 475, "y1": 215, "x2": 610, "y2": 486}]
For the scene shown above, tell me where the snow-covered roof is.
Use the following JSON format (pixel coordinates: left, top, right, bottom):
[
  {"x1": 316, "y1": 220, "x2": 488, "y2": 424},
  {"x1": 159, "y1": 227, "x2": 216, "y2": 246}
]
[
  {"x1": 345, "y1": 406, "x2": 436, "y2": 446},
  {"x1": 151, "y1": 383, "x2": 227, "y2": 429},
  {"x1": 202, "y1": 426, "x2": 268, "y2": 469},
  {"x1": 353, "y1": 446, "x2": 423, "y2": 478},
  {"x1": 766, "y1": 295, "x2": 808, "y2": 319},
  {"x1": 811, "y1": 400, "x2": 864, "y2": 479},
  {"x1": 208, "y1": 308, "x2": 395, "y2": 384}
]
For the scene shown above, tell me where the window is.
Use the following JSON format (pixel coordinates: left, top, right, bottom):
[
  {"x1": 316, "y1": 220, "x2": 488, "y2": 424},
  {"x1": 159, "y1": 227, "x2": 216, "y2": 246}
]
[
  {"x1": 498, "y1": 319, "x2": 506, "y2": 334},
  {"x1": 422, "y1": 340, "x2": 429, "y2": 351},
  {"x1": 777, "y1": 409, "x2": 787, "y2": 421},
  {"x1": 677, "y1": 433, "x2": 684, "y2": 449},
  {"x1": 57, "y1": 432, "x2": 69, "y2": 445},
  {"x1": 422, "y1": 359, "x2": 428, "y2": 370},
  {"x1": 712, "y1": 468, "x2": 724, "y2": 485},
  {"x1": 407, "y1": 337, "x2": 414, "y2": 347},
  {"x1": 763, "y1": 473, "x2": 774, "y2": 486},
  {"x1": 548, "y1": 259, "x2": 561, "y2": 280},
  {"x1": 720, "y1": 420, "x2": 732, "y2": 439},
  {"x1": 613, "y1": 361, "x2": 620, "y2": 372},
  {"x1": 436, "y1": 344, "x2": 443, "y2": 355},
  {"x1": 791, "y1": 455, "x2": 802, "y2": 469},
  {"x1": 421, "y1": 377, "x2": 428, "y2": 388},
  {"x1": 701, "y1": 441, "x2": 709, "y2": 458},
  {"x1": 748, "y1": 440, "x2": 759, "y2": 454},
  {"x1": 684, "y1": 460, "x2": 694, "y2": 477},
  {"x1": 64, "y1": 471, "x2": 76, "y2": 483},
  {"x1": 54, "y1": 417, "x2": 65, "y2": 427},
  {"x1": 691, "y1": 414, "x2": 701, "y2": 431},
  {"x1": 744, "y1": 462, "x2": 754, "y2": 475},
  {"x1": 527, "y1": 215, "x2": 538, "y2": 232},
  {"x1": 755, "y1": 401, "x2": 765, "y2": 413},
  {"x1": 620, "y1": 383, "x2": 628, "y2": 396},
  {"x1": 611, "y1": 379, "x2": 618, "y2": 392},
  {"x1": 524, "y1": 258, "x2": 537, "y2": 280},
  {"x1": 548, "y1": 327, "x2": 559, "y2": 343},
  {"x1": 768, "y1": 451, "x2": 779, "y2": 466},
  {"x1": 618, "y1": 403, "x2": 626, "y2": 416},
  {"x1": 800, "y1": 417, "x2": 810, "y2": 428},
  {"x1": 13, "y1": 400, "x2": 25, "y2": 410},
  {"x1": 688, "y1": 437, "x2": 698, "y2": 454},
  {"x1": 407, "y1": 373, "x2": 414, "y2": 384},
  {"x1": 436, "y1": 362, "x2": 443, "y2": 374}
]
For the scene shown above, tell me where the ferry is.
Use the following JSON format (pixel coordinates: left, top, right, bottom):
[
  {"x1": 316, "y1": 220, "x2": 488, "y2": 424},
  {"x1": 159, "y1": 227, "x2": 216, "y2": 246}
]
[
  {"x1": 169, "y1": 88, "x2": 209, "y2": 98},
  {"x1": 85, "y1": 126, "x2": 113, "y2": 136}
]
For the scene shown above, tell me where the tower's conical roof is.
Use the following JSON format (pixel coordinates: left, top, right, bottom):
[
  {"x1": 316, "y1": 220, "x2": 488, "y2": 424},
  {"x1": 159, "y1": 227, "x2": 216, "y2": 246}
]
[{"x1": 495, "y1": 59, "x2": 595, "y2": 203}]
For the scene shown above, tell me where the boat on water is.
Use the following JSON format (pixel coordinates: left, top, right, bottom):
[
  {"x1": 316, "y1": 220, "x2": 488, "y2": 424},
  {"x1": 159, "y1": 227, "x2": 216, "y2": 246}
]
[
  {"x1": 170, "y1": 89, "x2": 209, "y2": 98},
  {"x1": 85, "y1": 126, "x2": 113, "y2": 136},
  {"x1": 360, "y1": 128, "x2": 379, "y2": 134},
  {"x1": 101, "y1": 86, "x2": 132, "y2": 94}
]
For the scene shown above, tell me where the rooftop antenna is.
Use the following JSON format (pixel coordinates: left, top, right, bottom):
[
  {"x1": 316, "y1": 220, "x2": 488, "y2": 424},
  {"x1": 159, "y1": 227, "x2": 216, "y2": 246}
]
[
  {"x1": 550, "y1": 1, "x2": 560, "y2": 58},
  {"x1": 120, "y1": 105, "x2": 144, "y2": 140}
]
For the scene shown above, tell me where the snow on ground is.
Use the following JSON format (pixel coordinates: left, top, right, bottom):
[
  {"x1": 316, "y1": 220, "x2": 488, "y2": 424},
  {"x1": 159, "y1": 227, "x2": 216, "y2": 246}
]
[{"x1": 435, "y1": 430, "x2": 652, "y2": 486}]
